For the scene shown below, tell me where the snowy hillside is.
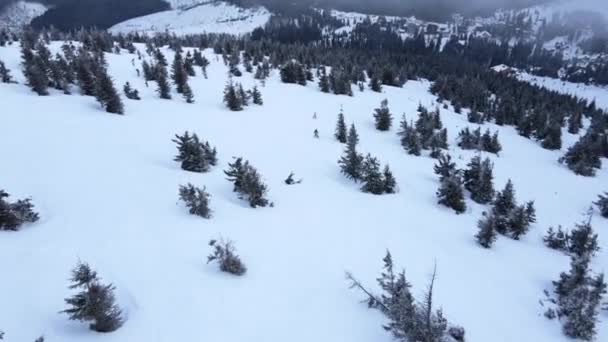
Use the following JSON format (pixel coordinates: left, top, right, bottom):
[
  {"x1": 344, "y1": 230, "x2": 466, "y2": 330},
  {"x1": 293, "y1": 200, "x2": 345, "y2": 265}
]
[
  {"x1": 0, "y1": 1, "x2": 46, "y2": 31},
  {"x1": 109, "y1": 1, "x2": 271, "y2": 35},
  {"x1": 1, "y1": 38, "x2": 608, "y2": 342}
]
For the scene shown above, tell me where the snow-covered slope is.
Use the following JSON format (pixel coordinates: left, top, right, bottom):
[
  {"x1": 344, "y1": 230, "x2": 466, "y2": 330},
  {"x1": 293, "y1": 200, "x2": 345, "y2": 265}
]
[
  {"x1": 0, "y1": 40, "x2": 607, "y2": 342},
  {"x1": 109, "y1": 1, "x2": 271, "y2": 36},
  {"x1": 0, "y1": 1, "x2": 47, "y2": 31}
]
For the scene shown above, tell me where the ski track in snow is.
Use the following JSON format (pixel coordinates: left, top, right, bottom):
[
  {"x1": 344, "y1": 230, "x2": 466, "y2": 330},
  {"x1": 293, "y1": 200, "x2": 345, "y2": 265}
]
[{"x1": 0, "y1": 41, "x2": 607, "y2": 342}]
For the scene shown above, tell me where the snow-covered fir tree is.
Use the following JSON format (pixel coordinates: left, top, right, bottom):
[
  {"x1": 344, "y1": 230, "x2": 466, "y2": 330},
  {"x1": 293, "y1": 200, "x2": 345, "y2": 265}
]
[{"x1": 179, "y1": 183, "x2": 212, "y2": 219}]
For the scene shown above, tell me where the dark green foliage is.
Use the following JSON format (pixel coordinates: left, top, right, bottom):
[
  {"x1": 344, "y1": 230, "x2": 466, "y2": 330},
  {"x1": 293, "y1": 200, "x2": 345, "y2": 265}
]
[
  {"x1": 373, "y1": 99, "x2": 392, "y2": 131},
  {"x1": 0, "y1": 60, "x2": 13, "y2": 83},
  {"x1": 458, "y1": 127, "x2": 501, "y2": 154},
  {"x1": 433, "y1": 153, "x2": 457, "y2": 183},
  {"x1": 464, "y1": 156, "x2": 495, "y2": 204},
  {"x1": 171, "y1": 51, "x2": 188, "y2": 94},
  {"x1": 208, "y1": 239, "x2": 247, "y2": 275},
  {"x1": 382, "y1": 165, "x2": 397, "y2": 194},
  {"x1": 346, "y1": 252, "x2": 457, "y2": 342},
  {"x1": 62, "y1": 262, "x2": 123, "y2": 333},
  {"x1": 251, "y1": 85, "x2": 263, "y2": 105},
  {"x1": 280, "y1": 60, "x2": 306, "y2": 85},
  {"x1": 595, "y1": 192, "x2": 608, "y2": 218},
  {"x1": 182, "y1": 82, "x2": 194, "y2": 103},
  {"x1": 224, "y1": 157, "x2": 269, "y2": 208},
  {"x1": 492, "y1": 180, "x2": 516, "y2": 234},
  {"x1": 369, "y1": 76, "x2": 382, "y2": 92},
  {"x1": 95, "y1": 68, "x2": 124, "y2": 114},
  {"x1": 544, "y1": 226, "x2": 569, "y2": 251},
  {"x1": 541, "y1": 120, "x2": 562, "y2": 150},
  {"x1": 552, "y1": 255, "x2": 606, "y2": 341},
  {"x1": 223, "y1": 81, "x2": 243, "y2": 111},
  {"x1": 318, "y1": 70, "x2": 330, "y2": 93},
  {"x1": 0, "y1": 190, "x2": 39, "y2": 231},
  {"x1": 338, "y1": 124, "x2": 364, "y2": 181},
  {"x1": 155, "y1": 63, "x2": 171, "y2": 99},
  {"x1": 21, "y1": 44, "x2": 49, "y2": 96},
  {"x1": 560, "y1": 133, "x2": 602, "y2": 177},
  {"x1": 123, "y1": 82, "x2": 140, "y2": 100},
  {"x1": 179, "y1": 184, "x2": 212, "y2": 219},
  {"x1": 173, "y1": 132, "x2": 217, "y2": 173},
  {"x1": 398, "y1": 117, "x2": 421, "y2": 156},
  {"x1": 475, "y1": 212, "x2": 497, "y2": 248},
  {"x1": 359, "y1": 155, "x2": 388, "y2": 195},
  {"x1": 437, "y1": 174, "x2": 466, "y2": 214},
  {"x1": 508, "y1": 205, "x2": 530, "y2": 240},
  {"x1": 335, "y1": 110, "x2": 347, "y2": 143},
  {"x1": 568, "y1": 112, "x2": 583, "y2": 135}
]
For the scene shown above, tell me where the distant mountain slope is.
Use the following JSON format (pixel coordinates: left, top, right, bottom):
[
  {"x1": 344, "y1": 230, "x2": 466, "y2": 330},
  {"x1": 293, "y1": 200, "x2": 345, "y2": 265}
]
[
  {"x1": 0, "y1": 1, "x2": 46, "y2": 30},
  {"x1": 110, "y1": 1, "x2": 271, "y2": 36},
  {"x1": 30, "y1": 0, "x2": 170, "y2": 30}
]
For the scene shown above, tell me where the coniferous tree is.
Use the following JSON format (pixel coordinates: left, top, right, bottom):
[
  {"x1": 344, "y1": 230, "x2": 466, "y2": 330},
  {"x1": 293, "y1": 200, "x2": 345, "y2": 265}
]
[
  {"x1": 398, "y1": 118, "x2": 422, "y2": 156},
  {"x1": 21, "y1": 45, "x2": 49, "y2": 96},
  {"x1": 182, "y1": 82, "x2": 194, "y2": 103},
  {"x1": 492, "y1": 180, "x2": 517, "y2": 234},
  {"x1": 568, "y1": 219, "x2": 600, "y2": 258},
  {"x1": 475, "y1": 212, "x2": 497, "y2": 248},
  {"x1": 595, "y1": 192, "x2": 608, "y2": 218},
  {"x1": 568, "y1": 112, "x2": 583, "y2": 135},
  {"x1": 318, "y1": 72, "x2": 330, "y2": 93},
  {"x1": 155, "y1": 63, "x2": 171, "y2": 99},
  {"x1": 360, "y1": 154, "x2": 384, "y2": 195},
  {"x1": 207, "y1": 239, "x2": 247, "y2": 276},
  {"x1": 224, "y1": 157, "x2": 269, "y2": 208},
  {"x1": 0, "y1": 60, "x2": 14, "y2": 83},
  {"x1": 560, "y1": 134, "x2": 602, "y2": 176},
  {"x1": 75, "y1": 49, "x2": 96, "y2": 96},
  {"x1": 62, "y1": 262, "x2": 123, "y2": 333},
  {"x1": 544, "y1": 226, "x2": 569, "y2": 251},
  {"x1": 171, "y1": 51, "x2": 188, "y2": 94},
  {"x1": 173, "y1": 132, "x2": 216, "y2": 173},
  {"x1": 251, "y1": 85, "x2": 263, "y2": 105},
  {"x1": 542, "y1": 121, "x2": 563, "y2": 150},
  {"x1": 383, "y1": 165, "x2": 397, "y2": 194},
  {"x1": 437, "y1": 174, "x2": 466, "y2": 214},
  {"x1": 179, "y1": 183, "x2": 212, "y2": 219},
  {"x1": 0, "y1": 190, "x2": 39, "y2": 231},
  {"x1": 373, "y1": 99, "x2": 393, "y2": 131},
  {"x1": 464, "y1": 156, "x2": 495, "y2": 204},
  {"x1": 335, "y1": 109, "x2": 347, "y2": 143},
  {"x1": 433, "y1": 153, "x2": 457, "y2": 183},
  {"x1": 238, "y1": 84, "x2": 249, "y2": 107},
  {"x1": 223, "y1": 81, "x2": 242, "y2": 111},
  {"x1": 95, "y1": 69, "x2": 124, "y2": 114},
  {"x1": 508, "y1": 205, "x2": 531, "y2": 240},
  {"x1": 369, "y1": 76, "x2": 382, "y2": 92},
  {"x1": 338, "y1": 124, "x2": 364, "y2": 181},
  {"x1": 123, "y1": 82, "x2": 140, "y2": 100}
]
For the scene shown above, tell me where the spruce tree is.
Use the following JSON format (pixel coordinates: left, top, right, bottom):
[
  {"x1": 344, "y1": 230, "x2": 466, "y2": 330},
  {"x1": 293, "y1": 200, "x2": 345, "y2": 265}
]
[
  {"x1": 155, "y1": 63, "x2": 171, "y2": 99},
  {"x1": 568, "y1": 113, "x2": 583, "y2": 135},
  {"x1": 338, "y1": 124, "x2": 364, "y2": 181},
  {"x1": 374, "y1": 99, "x2": 393, "y2": 131},
  {"x1": 224, "y1": 157, "x2": 269, "y2": 208},
  {"x1": 508, "y1": 205, "x2": 531, "y2": 240},
  {"x1": 62, "y1": 262, "x2": 123, "y2": 333},
  {"x1": 182, "y1": 82, "x2": 194, "y2": 103},
  {"x1": 223, "y1": 82, "x2": 242, "y2": 111},
  {"x1": 594, "y1": 192, "x2": 608, "y2": 218},
  {"x1": 361, "y1": 154, "x2": 384, "y2": 195},
  {"x1": 433, "y1": 153, "x2": 457, "y2": 183},
  {"x1": 251, "y1": 85, "x2": 263, "y2": 105},
  {"x1": 0, "y1": 190, "x2": 39, "y2": 231},
  {"x1": 95, "y1": 69, "x2": 124, "y2": 115},
  {"x1": 475, "y1": 212, "x2": 497, "y2": 248},
  {"x1": 319, "y1": 73, "x2": 330, "y2": 93},
  {"x1": 382, "y1": 165, "x2": 397, "y2": 194},
  {"x1": 0, "y1": 60, "x2": 13, "y2": 83},
  {"x1": 123, "y1": 82, "x2": 140, "y2": 100},
  {"x1": 544, "y1": 226, "x2": 569, "y2": 251},
  {"x1": 560, "y1": 134, "x2": 602, "y2": 177},
  {"x1": 173, "y1": 132, "x2": 216, "y2": 173},
  {"x1": 335, "y1": 109, "x2": 347, "y2": 143},
  {"x1": 179, "y1": 184, "x2": 212, "y2": 219},
  {"x1": 464, "y1": 156, "x2": 495, "y2": 204},
  {"x1": 398, "y1": 118, "x2": 422, "y2": 156},
  {"x1": 568, "y1": 220, "x2": 600, "y2": 258},
  {"x1": 437, "y1": 174, "x2": 466, "y2": 214},
  {"x1": 492, "y1": 180, "x2": 517, "y2": 234}
]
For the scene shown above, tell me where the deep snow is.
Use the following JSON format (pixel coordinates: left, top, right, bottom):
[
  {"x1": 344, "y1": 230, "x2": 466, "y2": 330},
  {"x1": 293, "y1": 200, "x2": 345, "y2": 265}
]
[
  {"x1": 109, "y1": 1, "x2": 271, "y2": 36},
  {"x1": 0, "y1": 41, "x2": 607, "y2": 342}
]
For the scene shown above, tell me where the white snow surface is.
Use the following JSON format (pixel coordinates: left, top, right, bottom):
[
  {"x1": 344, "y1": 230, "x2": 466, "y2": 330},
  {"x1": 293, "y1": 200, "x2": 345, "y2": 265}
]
[
  {"x1": 0, "y1": 1, "x2": 46, "y2": 30},
  {"x1": 0, "y1": 41, "x2": 607, "y2": 342},
  {"x1": 109, "y1": 1, "x2": 271, "y2": 36}
]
